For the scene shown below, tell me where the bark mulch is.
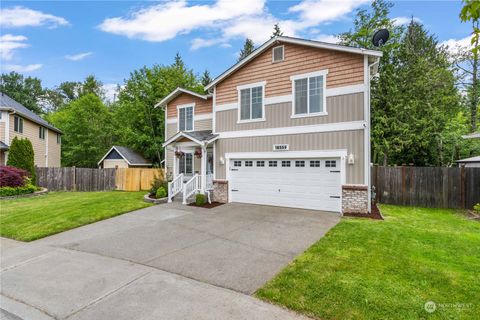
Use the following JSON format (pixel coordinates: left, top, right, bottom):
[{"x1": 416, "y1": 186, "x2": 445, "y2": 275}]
[
  {"x1": 188, "y1": 202, "x2": 225, "y2": 209},
  {"x1": 343, "y1": 202, "x2": 384, "y2": 220}
]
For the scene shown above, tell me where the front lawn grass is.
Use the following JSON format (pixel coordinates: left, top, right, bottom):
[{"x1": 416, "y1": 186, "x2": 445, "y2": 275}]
[
  {"x1": 0, "y1": 191, "x2": 152, "y2": 241},
  {"x1": 256, "y1": 205, "x2": 480, "y2": 320}
]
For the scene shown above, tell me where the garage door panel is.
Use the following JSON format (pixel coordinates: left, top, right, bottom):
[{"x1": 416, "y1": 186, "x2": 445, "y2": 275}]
[{"x1": 229, "y1": 157, "x2": 341, "y2": 212}]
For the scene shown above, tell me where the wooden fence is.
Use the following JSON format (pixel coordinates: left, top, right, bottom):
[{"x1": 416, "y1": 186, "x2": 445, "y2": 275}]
[
  {"x1": 372, "y1": 166, "x2": 480, "y2": 209},
  {"x1": 36, "y1": 167, "x2": 164, "y2": 192}
]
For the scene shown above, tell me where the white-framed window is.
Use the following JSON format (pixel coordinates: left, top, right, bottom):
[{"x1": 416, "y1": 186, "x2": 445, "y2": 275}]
[
  {"x1": 39, "y1": 127, "x2": 46, "y2": 140},
  {"x1": 268, "y1": 160, "x2": 277, "y2": 167},
  {"x1": 290, "y1": 70, "x2": 328, "y2": 118},
  {"x1": 295, "y1": 160, "x2": 305, "y2": 167},
  {"x1": 57, "y1": 134, "x2": 61, "y2": 144},
  {"x1": 179, "y1": 153, "x2": 193, "y2": 174},
  {"x1": 14, "y1": 116, "x2": 23, "y2": 133},
  {"x1": 234, "y1": 160, "x2": 242, "y2": 167},
  {"x1": 281, "y1": 160, "x2": 291, "y2": 167},
  {"x1": 237, "y1": 81, "x2": 266, "y2": 123},
  {"x1": 325, "y1": 160, "x2": 337, "y2": 168},
  {"x1": 245, "y1": 160, "x2": 253, "y2": 167},
  {"x1": 178, "y1": 104, "x2": 194, "y2": 131},
  {"x1": 256, "y1": 161, "x2": 265, "y2": 167},
  {"x1": 272, "y1": 45, "x2": 284, "y2": 63},
  {"x1": 310, "y1": 160, "x2": 320, "y2": 167}
]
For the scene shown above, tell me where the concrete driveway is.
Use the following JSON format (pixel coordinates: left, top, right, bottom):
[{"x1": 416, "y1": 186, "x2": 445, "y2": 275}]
[{"x1": 1, "y1": 202, "x2": 340, "y2": 320}]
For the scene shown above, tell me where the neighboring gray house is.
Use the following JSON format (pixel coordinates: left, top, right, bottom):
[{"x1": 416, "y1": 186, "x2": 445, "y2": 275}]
[
  {"x1": 157, "y1": 36, "x2": 382, "y2": 214},
  {"x1": 456, "y1": 156, "x2": 480, "y2": 168},
  {"x1": 98, "y1": 146, "x2": 152, "y2": 169}
]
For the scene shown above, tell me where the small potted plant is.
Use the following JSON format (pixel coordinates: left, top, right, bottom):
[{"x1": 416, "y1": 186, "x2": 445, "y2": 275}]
[
  {"x1": 194, "y1": 148, "x2": 202, "y2": 159},
  {"x1": 174, "y1": 149, "x2": 184, "y2": 158}
]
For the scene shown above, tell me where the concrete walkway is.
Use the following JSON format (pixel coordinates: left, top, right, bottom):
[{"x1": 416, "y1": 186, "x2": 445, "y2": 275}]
[{"x1": 1, "y1": 202, "x2": 340, "y2": 320}]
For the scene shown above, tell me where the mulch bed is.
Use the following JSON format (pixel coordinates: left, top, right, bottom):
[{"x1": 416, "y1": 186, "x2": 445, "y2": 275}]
[
  {"x1": 343, "y1": 202, "x2": 384, "y2": 220},
  {"x1": 188, "y1": 201, "x2": 225, "y2": 209}
]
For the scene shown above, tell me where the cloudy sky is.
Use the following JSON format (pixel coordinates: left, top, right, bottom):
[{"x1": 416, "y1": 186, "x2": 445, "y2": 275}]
[{"x1": 0, "y1": 0, "x2": 472, "y2": 99}]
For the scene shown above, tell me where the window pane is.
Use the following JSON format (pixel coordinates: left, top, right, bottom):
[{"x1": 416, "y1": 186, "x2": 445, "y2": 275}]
[
  {"x1": 234, "y1": 160, "x2": 242, "y2": 167},
  {"x1": 179, "y1": 108, "x2": 186, "y2": 131},
  {"x1": 309, "y1": 76, "x2": 323, "y2": 113},
  {"x1": 251, "y1": 86, "x2": 263, "y2": 119},
  {"x1": 186, "y1": 107, "x2": 193, "y2": 131},
  {"x1": 185, "y1": 154, "x2": 193, "y2": 173},
  {"x1": 240, "y1": 89, "x2": 251, "y2": 120},
  {"x1": 268, "y1": 161, "x2": 277, "y2": 167},
  {"x1": 282, "y1": 160, "x2": 290, "y2": 167},
  {"x1": 256, "y1": 161, "x2": 265, "y2": 167},
  {"x1": 245, "y1": 161, "x2": 253, "y2": 167},
  {"x1": 294, "y1": 79, "x2": 308, "y2": 114},
  {"x1": 179, "y1": 156, "x2": 185, "y2": 174}
]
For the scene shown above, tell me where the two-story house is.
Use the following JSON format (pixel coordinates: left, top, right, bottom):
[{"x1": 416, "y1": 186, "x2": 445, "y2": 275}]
[
  {"x1": 0, "y1": 93, "x2": 62, "y2": 167},
  {"x1": 158, "y1": 36, "x2": 382, "y2": 214}
]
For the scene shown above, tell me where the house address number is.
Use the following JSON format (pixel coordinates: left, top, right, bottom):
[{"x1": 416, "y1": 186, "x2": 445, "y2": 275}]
[{"x1": 273, "y1": 144, "x2": 289, "y2": 151}]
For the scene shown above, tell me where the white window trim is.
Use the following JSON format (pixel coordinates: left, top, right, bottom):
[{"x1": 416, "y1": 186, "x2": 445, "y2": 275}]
[
  {"x1": 290, "y1": 69, "x2": 328, "y2": 118},
  {"x1": 177, "y1": 103, "x2": 195, "y2": 132},
  {"x1": 14, "y1": 116, "x2": 23, "y2": 133},
  {"x1": 237, "y1": 81, "x2": 266, "y2": 124},
  {"x1": 39, "y1": 126, "x2": 46, "y2": 140},
  {"x1": 272, "y1": 45, "x2": 284, "y2": 63},
  {"x1": 178, "y1": 151, "x2": 194, "y2": 175}
]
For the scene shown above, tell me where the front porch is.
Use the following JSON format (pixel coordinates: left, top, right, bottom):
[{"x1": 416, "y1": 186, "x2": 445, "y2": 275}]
[{"x1": 162, "y1": 130, "x2": 218, "y2": 204}]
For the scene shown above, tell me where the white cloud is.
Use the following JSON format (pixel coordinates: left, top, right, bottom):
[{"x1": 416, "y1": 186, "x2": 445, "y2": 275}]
[
  {"x1": 0, "y1": 34, "x2": 28, "y2": 60},
  {"x1": 392, "y1": 16, "x2": 422, "y2": 26},
  {"x1": 0, "y1": 6, "x2": 69, "y2": 28},
  {"x1": 2, "y1": 64, "x2": 42, "y2": 73},
  {"x1": 65, "y1": 52, "x2": 93, "y2": 61},
  {"x1": 314, "y1": 34, "x2": 340, "y2": 44},
  {"x1": 99, "y1": 0, "x2": 367, "y2": 49},
  {"x1": 103, "y1": 83, "x2": 121, "y2": 102},
  {"x1": 99, "y1": 0, "x2": 265, "y2": 42},
  {"x1": 441, "y1": 35, "x2": 473, "y2": 55}
]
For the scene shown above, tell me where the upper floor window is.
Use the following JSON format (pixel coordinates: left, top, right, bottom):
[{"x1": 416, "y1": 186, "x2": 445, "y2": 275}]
[
  {"x1": 57, "y1": 134, "x2": 61, "y2": 144},
  {"x1": 14, "y1": 116, "x2": 23, "y2": 133},
  {"x1": 291, "y1": 70, "x2": 328, "y2": 117},
  {"x1": 178, "y1": 104, "x2": 194, "y2": 131},
  {"x1": 39, "y1": 126, "x2": 46, "y2": 139},
  {"x1": 272, "y1": 45, "x2": 284, "y2": 62},
  {"x1": 237, "y1": 82, "x2": 265, "y2": 122}
]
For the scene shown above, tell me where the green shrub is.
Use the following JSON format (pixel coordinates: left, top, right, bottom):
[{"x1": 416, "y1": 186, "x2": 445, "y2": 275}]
[
  {"x1": 195, "y1": 193, "x2": 206, "y2": 206},
  {"x1": 156, "y1": 186, "x2": 167, "y2": 199},
  {"x1": 150, "y1": 174, "x2": 165, "y2": 195},
  {"x1": 7, "y1": 137, "x2": 36, "y2": 184},
  {"x1": 474, "y1": 203, "x2": 480, "y2": 213},
  {"x1": 0, "y1": 183, "x2": 37, "y2": 197}
]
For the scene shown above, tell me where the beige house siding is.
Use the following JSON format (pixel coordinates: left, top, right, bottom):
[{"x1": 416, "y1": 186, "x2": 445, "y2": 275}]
[
  {"x1": 0, "y1": 122, "x2": 5, "y2": 142},
  {"x1": 7, "y1": 114, "x2": 61, "y2": 167},
  {"x1": 166, "y1": 119, "x2": 212, "y2": 140},
  {"x1": 216, "y1": 42, "x2": 364, "y2": 105},
  {"x1": 215, "y1": 93, "x2": 364, "y2": 132},
  {"x1": 47, "y1": 129, "x2": 61, "y2": 167},
  {"x1": 103, "y1": 159, "x2": 129, "y2": 169},
  {"x1": 214, "y1": 130, "x2": 364, "y2": 184},
  {"x1": 166, "y1": 93, "x2": 212, "y2": 118}
]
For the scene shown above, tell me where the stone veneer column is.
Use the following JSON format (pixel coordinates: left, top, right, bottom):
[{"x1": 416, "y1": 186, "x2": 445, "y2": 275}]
[
  {"x1": 212, "y1": 180, "x2": 228, "y2": 203},
  {"x1": 342, "y1": 184, "x2": 369, "y2": 214}
]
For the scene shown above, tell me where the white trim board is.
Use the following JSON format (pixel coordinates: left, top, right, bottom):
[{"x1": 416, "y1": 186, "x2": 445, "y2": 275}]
[
  {"x1": 167, "y1": 113, "x2": 213, "y2": 124},
  {"x1": 215, "y1": 83, "x2": 366, "y2": 112},
  {"x1": 217, "y1": 121, "x2": 365, "y2": 139}
]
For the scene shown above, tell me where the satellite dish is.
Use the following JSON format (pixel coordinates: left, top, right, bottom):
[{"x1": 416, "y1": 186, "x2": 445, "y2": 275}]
[{"x1": 372, "y1": 29, "x2": 390, "y2": 47}]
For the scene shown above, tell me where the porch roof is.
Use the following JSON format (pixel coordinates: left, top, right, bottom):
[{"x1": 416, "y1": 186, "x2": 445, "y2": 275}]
[
  {"x1": 0, "y1": 141, "x2": 9, "y2": 151},
  {"x1": 162, "y1": 130, "x2": 219, "y2": 148}
]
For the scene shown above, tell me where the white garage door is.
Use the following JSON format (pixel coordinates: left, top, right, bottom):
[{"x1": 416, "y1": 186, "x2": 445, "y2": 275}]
[{"x1": 229, "y1": 158, "x2": 341, "y2": 212}]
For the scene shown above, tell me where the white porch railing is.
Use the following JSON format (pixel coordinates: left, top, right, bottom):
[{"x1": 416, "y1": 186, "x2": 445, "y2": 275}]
[
  {"x1": 183, "y1": 174, "x2": 201, "y2": 204},
  {"x1": 168, "y1": 173, "x2": 184, "y2": 203}
]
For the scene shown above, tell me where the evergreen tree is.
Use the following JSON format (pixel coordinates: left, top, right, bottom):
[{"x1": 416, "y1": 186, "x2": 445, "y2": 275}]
[
  {"x1": 201, "y1": 70, "x2": 212, "y2": 87},
  {"x1": 272, "y1": 23, "x2": 283, "y2": 37},
  {"x1": 238, "y1": 38, "x2": 255, "y2": 62},
  {"x1": 7, "y1": 137, "x2": 36, "y2": 184},
  {"x1": 0, "y1": 72, "x2": 45, "y2": 114}
]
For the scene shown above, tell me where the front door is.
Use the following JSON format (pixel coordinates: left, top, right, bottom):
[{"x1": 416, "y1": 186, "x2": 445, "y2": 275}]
[{"x1": 179, "y1": 153, "x2": 193, "y2": 179}]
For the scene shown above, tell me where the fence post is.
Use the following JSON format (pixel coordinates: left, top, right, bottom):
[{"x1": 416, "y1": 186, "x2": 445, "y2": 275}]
[
  {"x1": 72, "y1": 166, "x2": 76, "y2": 191},
  {"x1": 460, "y1": 166, "x2": 465, "y2": 209}
]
